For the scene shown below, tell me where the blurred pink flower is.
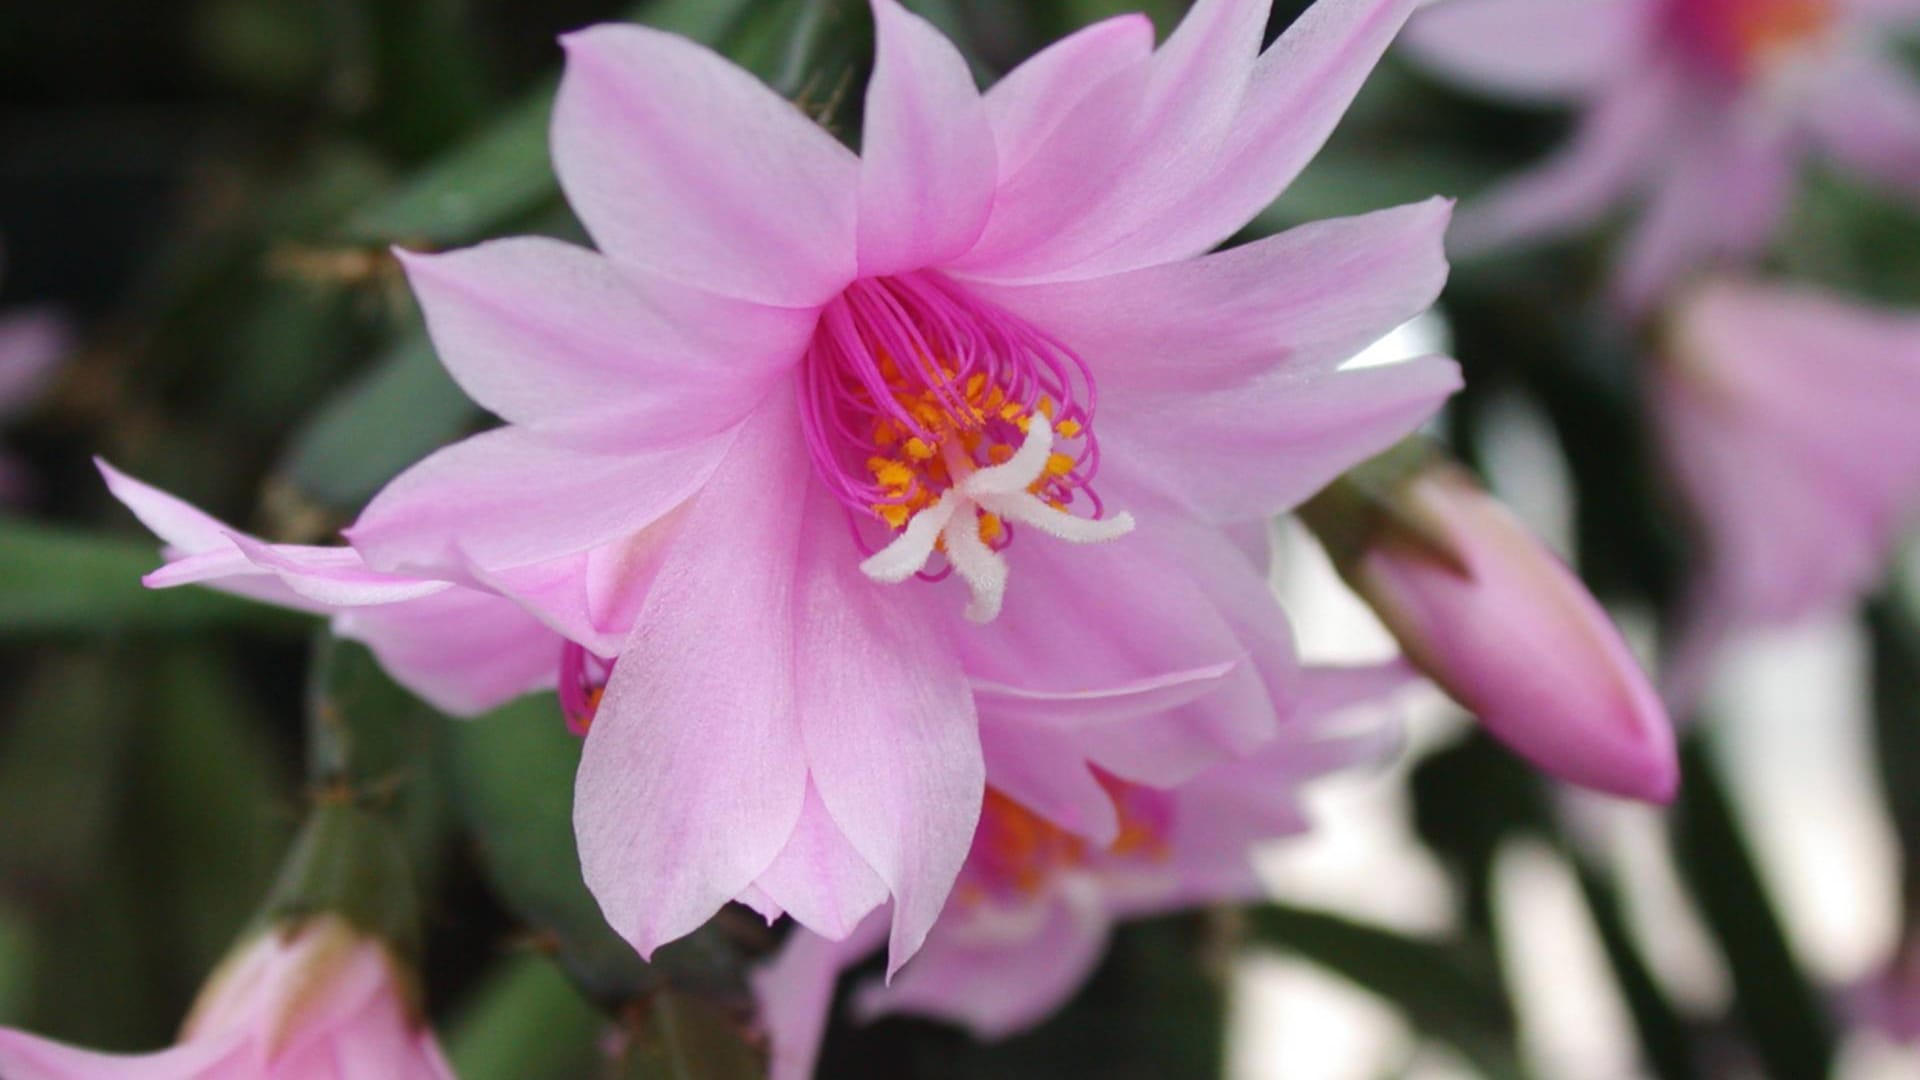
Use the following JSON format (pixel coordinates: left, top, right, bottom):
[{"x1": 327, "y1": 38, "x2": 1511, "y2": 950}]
[
  {"x1": 98, "y1": 461, "x2": 559, "y2": 717},
  {"x1": 1331, "y1": 465, "x2": 1677, "y2": 801},
  {"x1": 1653, "y1": 278, "x2": 1920, "y2": 710},
  {"x1": 0, "y1": 306, "x2": 71, "y2": 501},
  {"x1": 751, "y1": 665, "x2": 1407, "y2": 1079},
  {"x1": 341, "y1": 0, "x2": 1459, "y2": 971},
  {"x1": 0, "y1": 917, "x2": 454, "y2": 1080},
  {"x1": 1405, "y1": 0, "x2": 1920, "y2": 312}
]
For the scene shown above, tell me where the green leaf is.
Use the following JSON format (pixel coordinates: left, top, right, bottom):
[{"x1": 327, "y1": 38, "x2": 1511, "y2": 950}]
[
  {"x1": 0, "y1": 517, "x2": 302, "y2": 637},
  {"x1": 1246, "y1": 904, "x2": 1523, "y2": 1078},
  {"x1": 449, "y1": 954, "x2": 610, "y2": 1080},
  {"x1": 1671, "y1": 737, "x2": 1837, "y2": 1080},
  {"x1": 337, "y1": 0, "x2": 759, "y2": 248},
  {"x1": 127, "y1": 646, "x2": 289, "y2": 978},
  {"x1": 278, "y1": 330, "x2": 476, "y2": 509}
]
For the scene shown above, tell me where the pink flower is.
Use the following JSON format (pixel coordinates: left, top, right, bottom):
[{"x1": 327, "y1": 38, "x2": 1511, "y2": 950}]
[
  {"x1": 339, "y1": 0, "x2": 1460, "y2": 970},
  {"x1": 750, "y1": 665, "x2": 1408, "y2": 1080},
  {"x1": 0, "y1": 917, "x2": 454, "y2": 1080},
  {"x1": 97, "y1": 461, "x2": 559, "y2": 718},
  {"x1": 1844, "y1": 936, "x2": 1920, "y2": 1044},
  {"x1": 1307, "y1": 461, "x2": 1677, "y2": 801},
  {"x1": 1652, "y1": 277, "x2": 1920, "y2": 709},
  {"x1": 1405, "y1": 0, "x2": 1920, "y2": 311},
  {"x1": 0, "y1": 306, "x2": 71, "y2": 501}
]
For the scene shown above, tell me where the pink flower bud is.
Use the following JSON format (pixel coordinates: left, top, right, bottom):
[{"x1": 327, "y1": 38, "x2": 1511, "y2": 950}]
[
  {"x1": 1333, "y1": 465, "x2": 1677, "y2": 802},
  {"x1": 0, "y1": 916, "x2": 454, "y2": 1079}
]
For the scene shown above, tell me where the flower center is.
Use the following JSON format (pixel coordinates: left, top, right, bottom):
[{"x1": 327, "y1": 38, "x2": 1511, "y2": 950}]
[
  {"x1": 1668, "y1": 0, "x2": 1834, "y2": 81},
  {"x1": 800, "y1": 273, "x2": 1133, "y2": 621},
  {"x1": 954, "y1": 775, "x2": 1175, "y2": 911}
]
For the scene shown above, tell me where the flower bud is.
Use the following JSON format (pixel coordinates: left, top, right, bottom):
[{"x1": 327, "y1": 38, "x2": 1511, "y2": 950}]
[
  {"x1": 1305, "y1": 452, "x2": 1677, "y2": 802},
  {"x1": 0, "y1": 915, "x2": 454, "y2": 1079}
]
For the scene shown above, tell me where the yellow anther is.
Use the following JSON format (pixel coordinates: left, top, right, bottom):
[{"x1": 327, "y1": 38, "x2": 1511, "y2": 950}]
[
  {"x1": 872, "y1": 419, "x2": 900, "y2": 446},
  {"x1": 1046, "y1": 452, "x2": 1076, "y2": 478},
  {"x1": 905, "y1": 437, "x2": 937, "y2": 461},
  {"x1": 965, "y1": 373, "x2": 987, "y2": 400},
  {"x1": 1037, "y1": 396, "x2": 1055, "y2": 419},
  {"x1": 978, "y1": 513, "x2": 1004, "y2": 544},
  {"x1": 1056, "y1": 419, "x2": 1083, "y2": 438},
  {"x1": 874, "y1": 461, "x2": 914, "y2": 490},
  {"x1": 987, "y1": 444, "x2": 1015, "y2": 465},
  {"x1": 875, "y1": 503, "x2": 911, "y2": 529},
  {"x1": 999, "y1": 402, "x2": 1026, "y2": 423}
]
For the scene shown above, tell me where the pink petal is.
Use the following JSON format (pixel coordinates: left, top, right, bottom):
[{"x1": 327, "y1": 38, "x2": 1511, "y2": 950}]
[
  {"x1": 792, "y1": 487, "x2": 982, "y2": 972},
  {"x1": 964, "y1": 0, "x2": 1427, "y2": 282},
  {"x1": 752, "y1": 783, "x2": 891, "y2": 943},
  {"x1": 1402, "y1": 0, "x2": 1654, "y2": 103},
  {"x1": 221, "y1": 534, "x2": 452, "y2": 606},
  {"x1": 974, "y1": 199, "x2": 1454, "y2": 399},
  {"x1": 1612, "y1": 117, "x2": 1796, "y2": 314},
  {"x1": 97, "y1": 458, "x2": 244, "y2": 553},
  {"x1": 334, "y1": 588, "x2": 558, "y2": 717},
  {"x1": 958, "y1": 516, "x2": 1282, "y2": 785},
  {"x1": 751, "y1": 914, "x2": 888, "y2": 1080},
  {"x1": 982, "y1": 14, "x2": 1154, "y2": 179},
  {"x1": 552, "y1": 25, "x2": 859, "y2": 307},
  {"x1": 1450, "y1": 71, "x2": 1677, "y2": 254},
  {"x1": 397, "y1": 239, "x2": 813, "y2": 447},
  {"x1": 977, "y1": 715, "x2": 1121, "y2": 844},
  {"x1": 347, "y1": 424, "x2": 731, "y2": 579},
  {"x1": 1805, "y1": 50, "x2": 1920, "y2": 204},
  {"x1": 970, "y1": 660, "x2": 1240, "y2": 731},
  {"x1": 856, "y1": 0, "x2": 998, "y2": 276},
  {"x1": 1101, "y1": 354, "x2": 1463, "y2": 522},
  {"x1": 853, "y1": 895, "x2": 1112, "y2": 1040},
  {"x1": 0, "y1": 1029, "x2": 241, "y2": 1080},
  {"x1": 573, "y1": 394, "x2": 813, "y2": 958}
]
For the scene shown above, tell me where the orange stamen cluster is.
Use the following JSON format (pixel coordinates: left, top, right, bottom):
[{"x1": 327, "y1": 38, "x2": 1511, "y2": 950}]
[{"x1": 956, "y1": 775, "x2": 1174, "y2": 909}]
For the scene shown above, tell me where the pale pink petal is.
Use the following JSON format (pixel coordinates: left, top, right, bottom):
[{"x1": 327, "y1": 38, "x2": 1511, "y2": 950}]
[
  {"x1": 222, "y1": 534, "x2": 453, "y2": 606},
  {"x1": 977, "y1": 715, "x2": 1121, "y2": 844},
  {"x1": 1805, "y1": 50, "x2": 1920, "y2": 204},
  {"x1": 573, "y1": 394, "x2": 813, "y2": 958},
  {"x1": 752, "y1": 914, "x2": 888, "y2": 1080},
  {"x1": 347, "y1": 424, "x2": 731, "y2": 579},
  {"x1": 1845, "y1": 0, "x2": 1920, "y2": 24},
  {"x1": 97, "y1": 458, "x2": 245, "y2": 553},
  {"x1": 792, "y1": 488, "x2": 982, "y2": 971},
  {"x1": 982, "y1": 14, "x2": 1154, "y2": 179},
  {"x1": 334, "y1": 588, "x2": 557, "y2": 717},
  {"x1": 955, "y1": 524, "x2": 1276, "y2": 784},
  {"x1": 1612, "y1": 116, "x2": 1796, "y2": 314},
  {"x1": 397, "y1": 239, "x2": 812, "y2": 446},
  {"x1": 1451, "y1": 71, "x2": 1678, "y2": 254},
  {"x1": 1402, "y1": 0, "x2": 1654, "y2": 102},
  {"x1": 970, "y1": 660, "x2": 1240, "y2": 731},
  {"x1": 973, "y1": 199, "x2": 1454, "y2": 398},
  {"x1": 1100, "y1": 354, "x2": 1462, "y2": 522},
  {"x1": 856, "y1": 0, "x2": 998, "y2": 276},
  {"x1": 752, "y1": 783, "x2": 891, "y2": 943},
  {"x1": 946, "y1": 0, "x2": 1263, "y2": 280},
  {"x1": 0, "y1": 1030, "x2": 241, "y2": 1080},
  {"x1": 854, "y1": 895, "x2": 1112, "y2": 1040},
  {"x1": 552, "y1": 25, "x2": 859, "y2": 306}
]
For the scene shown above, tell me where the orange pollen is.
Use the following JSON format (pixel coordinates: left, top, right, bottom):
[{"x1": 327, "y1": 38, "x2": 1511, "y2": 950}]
[{"x1": 960, "y1": 776, "x2": 1175, "y2": 907}]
